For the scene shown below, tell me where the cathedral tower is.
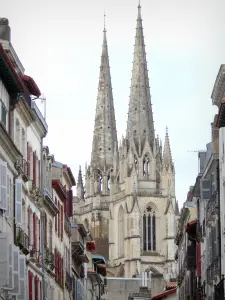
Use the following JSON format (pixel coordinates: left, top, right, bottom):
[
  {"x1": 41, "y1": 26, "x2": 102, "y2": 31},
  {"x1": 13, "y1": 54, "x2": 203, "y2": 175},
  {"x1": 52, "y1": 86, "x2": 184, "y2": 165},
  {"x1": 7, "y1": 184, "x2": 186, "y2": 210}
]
[{"x1": 75, "y1": 5, "x2": 177, "y2": 280}]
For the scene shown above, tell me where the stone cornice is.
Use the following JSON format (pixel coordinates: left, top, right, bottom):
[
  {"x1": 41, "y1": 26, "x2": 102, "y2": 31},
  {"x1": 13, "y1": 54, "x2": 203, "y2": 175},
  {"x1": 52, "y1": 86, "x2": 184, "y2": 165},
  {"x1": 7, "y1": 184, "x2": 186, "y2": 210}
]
[
  {"x1": 0, "y1": 122, "x2": 22, "y2": 164},
  {"x1": 211, "y1": 64, "x2": 225, "y2": 107}
]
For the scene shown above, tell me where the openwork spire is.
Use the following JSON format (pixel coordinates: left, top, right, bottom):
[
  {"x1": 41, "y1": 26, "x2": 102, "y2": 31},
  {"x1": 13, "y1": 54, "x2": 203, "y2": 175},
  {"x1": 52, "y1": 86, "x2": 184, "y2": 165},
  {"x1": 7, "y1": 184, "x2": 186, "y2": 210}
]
[
  {"x1": 163, "y1": 127, "x2": 173, "y2": 167},
  {"x1": 91, "y1": 23, "x2": 118, "y2": 169},
  {"x1": 126, "y1": 4, "x2": 155, "y2": 149}
]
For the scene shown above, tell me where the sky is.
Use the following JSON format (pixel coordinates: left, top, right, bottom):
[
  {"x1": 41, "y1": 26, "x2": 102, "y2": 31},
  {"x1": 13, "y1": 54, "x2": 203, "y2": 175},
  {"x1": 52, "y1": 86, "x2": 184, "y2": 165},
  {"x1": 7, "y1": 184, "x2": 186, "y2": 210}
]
[{"x1": 1, "y1": 0, "x2": 224, "y2": 206}]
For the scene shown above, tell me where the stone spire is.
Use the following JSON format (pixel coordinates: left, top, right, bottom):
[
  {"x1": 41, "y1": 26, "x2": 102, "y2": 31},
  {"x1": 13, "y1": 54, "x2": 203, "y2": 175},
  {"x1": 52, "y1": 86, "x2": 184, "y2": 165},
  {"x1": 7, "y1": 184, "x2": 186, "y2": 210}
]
[
  {"x1": 91, "y1": 22, "x2": 118, "y2": 170},
  {"x1": 126, "y1": 3, "x2": 155, "y2": 150},
  {"x1": 77, "y1": 166, "x2": 84, "y2": 199},
  {"x1": 163, "y1": 127, "x2": 173, "y2": 167}
]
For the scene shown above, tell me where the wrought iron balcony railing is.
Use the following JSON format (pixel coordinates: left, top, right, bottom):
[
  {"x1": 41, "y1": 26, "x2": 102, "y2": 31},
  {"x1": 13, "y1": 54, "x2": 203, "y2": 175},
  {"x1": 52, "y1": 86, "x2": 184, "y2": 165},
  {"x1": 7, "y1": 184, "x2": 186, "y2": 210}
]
[
  {"x1": 65, "y1": 271, "x2": 73, "y2": 291},
  {"x1": 206, "y1": 191, "x2": 219, "y2": 226},
  {"x1": 16, "y1": 227, "x2": 30, "y2": 255}
]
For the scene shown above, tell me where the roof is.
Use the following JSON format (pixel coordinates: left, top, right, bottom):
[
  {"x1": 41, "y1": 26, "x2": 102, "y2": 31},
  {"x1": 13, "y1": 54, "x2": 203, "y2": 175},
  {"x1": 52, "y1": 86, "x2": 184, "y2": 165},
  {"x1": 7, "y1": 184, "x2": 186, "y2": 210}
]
[{"x1": 152, "y1": 288, "x2": 176, "y2": 299}]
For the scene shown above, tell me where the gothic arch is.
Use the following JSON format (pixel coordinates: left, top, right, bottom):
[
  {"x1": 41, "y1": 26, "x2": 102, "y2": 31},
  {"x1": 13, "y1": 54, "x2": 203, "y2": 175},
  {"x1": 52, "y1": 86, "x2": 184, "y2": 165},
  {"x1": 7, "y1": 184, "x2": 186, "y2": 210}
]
[
  {"x1": 142, "y1": 203, "x2": 158, "y2": 252},
  {"x1": 118, "y1": 205, "x2": 124, "y2": 257}
]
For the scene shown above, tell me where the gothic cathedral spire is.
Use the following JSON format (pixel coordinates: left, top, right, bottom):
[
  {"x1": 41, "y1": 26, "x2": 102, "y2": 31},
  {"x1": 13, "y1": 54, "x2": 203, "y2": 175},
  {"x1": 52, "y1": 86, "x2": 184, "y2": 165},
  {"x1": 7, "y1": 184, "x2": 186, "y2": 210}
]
[
  {"x1": 126, "y1": 4, "x2": 155, "y2": 150},
  {"x1": 91, "y1": 23, "x2": 118, "y2": 170},
  {"x1": 163, "y1": 127, "x2": 173, "y2": 169}
]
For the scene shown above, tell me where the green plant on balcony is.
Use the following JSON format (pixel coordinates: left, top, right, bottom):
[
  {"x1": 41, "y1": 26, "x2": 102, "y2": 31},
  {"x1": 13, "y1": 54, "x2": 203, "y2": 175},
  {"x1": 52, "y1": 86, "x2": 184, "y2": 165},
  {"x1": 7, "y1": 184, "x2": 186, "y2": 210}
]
[
  {"x1": 49, "y1": 253, "x2": 55, "y2": 270},
  {"x1": 16, "y1": 231, "x2": 23, "y2": 248},
  {"x1": 44, "y1": 247, "x2": 50, "y2": 265}
]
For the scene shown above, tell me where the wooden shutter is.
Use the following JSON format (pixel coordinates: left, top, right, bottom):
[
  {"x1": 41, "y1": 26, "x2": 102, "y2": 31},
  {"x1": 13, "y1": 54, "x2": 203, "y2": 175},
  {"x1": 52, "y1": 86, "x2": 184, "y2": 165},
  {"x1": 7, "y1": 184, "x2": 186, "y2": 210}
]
[
  {"x1": 54, "y1": 248, "x2": 57, "y2": 281},
  {"x1": 38, "y1": 160, "x2": 40, "y2": 189},
  {"x1": 61, "y1": 257, "x2": 64, "y2": 286},
  {"x1": 40, "y1": 280, "x2": 42, "y2": 300},
  {"x1": 35, "y1": 275, "x2": 38, "y2": 300},
  {"x1": 27, "y1": 142, "x2": 30, "y2": 177},
  {"x1": 58, "y1": 200, "x2": 60, "y2": 237},
  {"x1": 196, "y1": 242, "x2": 201, "y2": 277},
  {"x1": 28, "y1": 271, "x2": 33, "y2": 300},
  {"x1": 61, "y1": 204, "x2": 63, "y2": 241},
  {"x1": 33, "y1": 213, "x2": 37, "y2": 249},
  {"x1": 55, "y1": 197, "x2": 57, "y2": 232},
  {"x1": 0, "y1": 160, "x2": 7, "y2": 211},
  {"x1": 15, "y1": 179, "x2": 22, "y2": 225},
  {"x1": 44, "y1": 213, "x2": 47, "y2": 247},
  {"x1": 67, "y1": 190, "x2": 73, "y2": 217},
  {"x1": 27, "y1": 208, "x2": 30, "y2": 242},
  {"x1": 33, "y1": 151, "x2": 36, "y2": 185},
  {"x1": 59, "y1": 253, "x2": 61, "y2": 284}
]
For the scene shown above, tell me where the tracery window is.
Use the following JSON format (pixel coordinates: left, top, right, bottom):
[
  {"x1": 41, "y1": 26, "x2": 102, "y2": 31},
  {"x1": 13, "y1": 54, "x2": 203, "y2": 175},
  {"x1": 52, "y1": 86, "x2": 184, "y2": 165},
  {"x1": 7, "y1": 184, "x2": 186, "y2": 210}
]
[
  {"x1": 143, "y1": 154, "x2": 149, "y2": 177},
  {"x1": 118, "y1": 206, "x2": 124, "y2": 257},
  {"x1": 143, "y1": 206, "x2": 156, "y2": 251}
]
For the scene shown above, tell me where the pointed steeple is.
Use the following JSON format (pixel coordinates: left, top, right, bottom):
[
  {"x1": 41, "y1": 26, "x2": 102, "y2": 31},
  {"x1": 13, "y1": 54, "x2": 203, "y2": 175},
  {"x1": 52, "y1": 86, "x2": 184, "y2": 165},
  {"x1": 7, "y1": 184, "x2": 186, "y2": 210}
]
[
  {"x1": 163, "y1": 127, "x2": 173, "y2": 167},
  {"x1": 126, "y1": 3, "x2": 155, "y2": 150},
  {"x1": 77, "y1": 166, "x2": 84, "y2": 199},
  {"x1": 91, "y1": 20, "x2": 118, "y2": 170}
]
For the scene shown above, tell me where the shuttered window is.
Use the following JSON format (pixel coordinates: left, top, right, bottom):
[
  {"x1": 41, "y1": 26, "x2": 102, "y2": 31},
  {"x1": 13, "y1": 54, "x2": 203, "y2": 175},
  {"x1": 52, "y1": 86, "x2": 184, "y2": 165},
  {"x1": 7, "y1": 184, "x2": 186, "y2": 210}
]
[
  {"x1": 27, "y1": 142, "x2": 30, "y2": 177},
  {"x1": 33, "y1": 213, "x2": 37, "y2": 249},
  {"x1": 28, "y1": 270, "x2": 33, "y2": 300},
  {"x1": 61, "y1": 204, "x2": 63, "y2": 241},
  {"x1": 33, "y1": 151, "x2": 36, "y2": 185},
  {"x1": 55, "y1": 197, "x2": 58, "y2": 232}
]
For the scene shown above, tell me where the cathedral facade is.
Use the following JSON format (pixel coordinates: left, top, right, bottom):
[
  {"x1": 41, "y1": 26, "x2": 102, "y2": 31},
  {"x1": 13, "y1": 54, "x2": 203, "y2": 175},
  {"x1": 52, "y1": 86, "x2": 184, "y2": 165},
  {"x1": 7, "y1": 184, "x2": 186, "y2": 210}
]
[{"x1": 74, "y1": 4, "x2": 179, "y2": 280}]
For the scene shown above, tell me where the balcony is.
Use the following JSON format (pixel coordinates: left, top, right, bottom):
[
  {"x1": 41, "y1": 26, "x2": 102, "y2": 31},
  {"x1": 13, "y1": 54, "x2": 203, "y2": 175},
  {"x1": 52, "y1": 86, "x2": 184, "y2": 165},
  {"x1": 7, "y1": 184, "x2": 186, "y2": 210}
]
[
  {"x1": 30, "y1": 248, "x2": 42, "y2": 267},
  {"x1": 14, "y1": 158, "x2": 29, "y2": 182},
  {"x1": 65, "y1": 271, "x2": 73, "y2": 291},
  {"x1": 26, "y1": 180, "x2": 41, "y2": 198},
  {"x1": 206, "y1": 191, "x2": 219, "y2": 226},
  {"x1": 43, "y1": 188, "x2": 59, "y2": 216},
  {"x1": 64, "y1": 215, "x2": 71, "y2": 237},
  {"x1": 16, "y1": 227, "x2": 29, "y2": 255}
]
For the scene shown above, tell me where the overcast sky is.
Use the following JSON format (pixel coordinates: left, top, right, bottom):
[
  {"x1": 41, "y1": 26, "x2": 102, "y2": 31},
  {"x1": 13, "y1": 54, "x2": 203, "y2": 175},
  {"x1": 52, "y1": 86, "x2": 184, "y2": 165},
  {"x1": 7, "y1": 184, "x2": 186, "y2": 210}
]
[{"x1": 1, "y1": 0, "x2": 224, "y2": 206}]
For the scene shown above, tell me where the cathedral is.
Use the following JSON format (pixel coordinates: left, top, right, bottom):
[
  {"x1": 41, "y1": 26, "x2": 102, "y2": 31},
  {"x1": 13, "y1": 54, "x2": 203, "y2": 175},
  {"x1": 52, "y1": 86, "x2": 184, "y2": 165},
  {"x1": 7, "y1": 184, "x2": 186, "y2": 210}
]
[{"x1": 74, "y1": 3, "x2": 179, "y2": 280}]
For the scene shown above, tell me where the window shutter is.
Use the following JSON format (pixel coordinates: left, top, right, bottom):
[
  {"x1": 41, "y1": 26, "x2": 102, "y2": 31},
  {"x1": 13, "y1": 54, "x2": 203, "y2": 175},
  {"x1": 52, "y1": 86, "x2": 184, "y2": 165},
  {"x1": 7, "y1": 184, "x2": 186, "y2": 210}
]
[
  {"x1": 15, "y1": 179, "x2": 22, "y2": 225},
  {"x1": 67, "y1": 190, "x2": 73, "y2": 217},
  {"x1": 44, "y1": 214, "x2": 47, "y2": 247},
  {"x1": 38, "y1": 160, "x2": 40, "y2": 189},
  {"x1": 33, "y1": 151, "x2": 36, "y2": 185},
  {"x1": 5, "y1": 171, "x2": 11, "y2": 218},
  {"x1": 30, "y1": 209, "x2": 33, "y2": 247},
  {"x1": 27, "y1": 208, "x2": 30, "y2": 241},
  {"x1": 200, "y1": 178, "x2": 211, "y2": 200},
  {"x1": 35, "y1": 275, "x2": 38, "y2": 300},
  {"x1": 58, "y1": 200, "x2": 60, "y2": 237},
  {"x1": 55, "y1": 197, "x2": 57, "y2": 232},
  {"x1": 27, "y1": 142, "x2": 30, "y2": 177},
  {"x1": 62, "y1": 257, "x2": 64, "y2": 286},
  {"x1": 0, "y1": 160, "x2": 7, "y2": 211},
  {"x1": 33, "y1": 213, "x2": 37, "y2": 249},
  {"x1": 59, "y1": 253, "x2": 61, "y2": 284},
  {"x1": 28, "y1": 271, "x2": 33, "y2": 300},
  {"x1": 40, "y1": 280, "x2": 42, "y2": 300},
  {"x1": 54, "y1": 248, "x2": 57, "y2": 280},
  {"x1": 61, "y1": 205, "x2": 63, "y2": 240}
]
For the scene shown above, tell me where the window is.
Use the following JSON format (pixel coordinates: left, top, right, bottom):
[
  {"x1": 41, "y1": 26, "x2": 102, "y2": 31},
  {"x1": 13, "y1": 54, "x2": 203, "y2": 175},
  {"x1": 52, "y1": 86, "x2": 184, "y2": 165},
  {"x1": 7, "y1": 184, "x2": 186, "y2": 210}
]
[
  {"x1": 143, "y1": 154, "x2": 150, "y2": 177},
  {"x1": 49, "y1": 220, "x2": 53, "y2": 253},
  {"x1": 16, "y1": 118, "x2": 20, "y2": 150},
  {"x1": 143, "y1": 206, "x2": 156, "y2": 251},
  {"x1": 0, "y1": 100, "x2": 7, "y2": 127},
  {"x1": 118, "y1": 206, "x2": 124, "y2": 257},
  {"x1": 21, "y1": 128, "x2": 26, "y2": 157}
]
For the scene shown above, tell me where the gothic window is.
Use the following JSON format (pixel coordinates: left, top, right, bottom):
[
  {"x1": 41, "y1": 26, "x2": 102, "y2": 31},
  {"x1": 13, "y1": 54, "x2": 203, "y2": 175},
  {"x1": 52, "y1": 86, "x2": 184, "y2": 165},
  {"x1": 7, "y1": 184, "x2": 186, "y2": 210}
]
[
  {"x1": 118, "y1": 206, "x2": 124, "y2": 257},
  {"x1": 143, "y1": 155, "x2": 149, "y2": 177},
  {"x1": 134, "y1": 155, "x2": 138, "y2": 170},
  {"x1": 143, "y1": 206, "x2": 156, "y2": 251},
  {"x1": 96, "y1": 170, "x2": 103, "y2": 192}
]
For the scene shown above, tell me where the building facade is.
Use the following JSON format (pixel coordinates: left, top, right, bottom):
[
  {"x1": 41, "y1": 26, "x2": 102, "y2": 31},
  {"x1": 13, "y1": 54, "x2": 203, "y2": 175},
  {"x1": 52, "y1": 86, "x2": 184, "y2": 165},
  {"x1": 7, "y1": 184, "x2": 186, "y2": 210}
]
[{"x1": 74, "y1": 4, "x2": 179, "y2": 280}]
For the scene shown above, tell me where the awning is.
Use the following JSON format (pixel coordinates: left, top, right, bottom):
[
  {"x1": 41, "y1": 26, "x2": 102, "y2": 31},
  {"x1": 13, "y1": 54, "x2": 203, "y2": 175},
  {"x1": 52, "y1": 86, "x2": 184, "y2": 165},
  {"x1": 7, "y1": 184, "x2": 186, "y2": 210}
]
[
  {"x1": 92, "y1": 254, "x2": 106, "y2": 264},
  {"x1": 23, "y1": 75, "x2": 41, "y2": 97},
  {"x1": 152, "y1": 288, "x2": 176, "y2": 299}
]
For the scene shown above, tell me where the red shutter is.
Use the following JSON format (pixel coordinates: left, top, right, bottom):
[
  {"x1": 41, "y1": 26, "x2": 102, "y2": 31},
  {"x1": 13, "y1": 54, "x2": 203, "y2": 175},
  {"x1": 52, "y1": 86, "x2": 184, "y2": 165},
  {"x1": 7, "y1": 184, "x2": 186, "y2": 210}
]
[
  {"x1": 33, "y1": 213, "x2": 37, "y2": 249},
  {"x1": 27, "y1": 208, "x2": 30, "y2": 242},
  {"x1": 55, "y1": 198, "x2": 57, "y2": 232},
  {"x1": 33, "y1": 151, "x2": 36, "y2": 185},
  {"x1": 28, "y1": 271, "x2": 33, "y2": 300},
  {"x1": 61, "y1": 257, "x2": 64, "y2": 286},
  {"x1": 27, "y1": 143, "x2": 30, "y2": 177},
  {"x1": 40, "y1": 280, "x2": 42, "y2": 300},
  {"x1": 58, "y1": 201, "x2": 60, "y2": 237},
  {"x1": 196, "y1": 242, "x2": 201, "y2": 277},
  {"x1": 58, "y1": 253, "x2": 61, "y2": 284},
  {"x1": 38, "y1": 219, "x2": 40, "y2": 251},
  {"x1": 35, "y1": 275, "x2": 38, "y2": 300},
  {"x1": 67, "y1": 190, "x2": 73, "y2": 217},
  {"x1": 44, "y1": 214, "x2": 47, "y2": 247},
  {"x1": 54, "y1": 248, "x2": 57, "y2": 280},
  {"x1": 61, "y1": 205, "x2": 63, "y2": 241}
]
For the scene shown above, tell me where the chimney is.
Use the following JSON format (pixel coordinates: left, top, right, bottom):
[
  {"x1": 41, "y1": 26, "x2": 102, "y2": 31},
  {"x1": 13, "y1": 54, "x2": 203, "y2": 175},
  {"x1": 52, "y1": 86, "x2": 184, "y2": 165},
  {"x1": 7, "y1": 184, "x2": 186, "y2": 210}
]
[{"x1": 0, "y1": 18, "x2": 11, "y2": 42}]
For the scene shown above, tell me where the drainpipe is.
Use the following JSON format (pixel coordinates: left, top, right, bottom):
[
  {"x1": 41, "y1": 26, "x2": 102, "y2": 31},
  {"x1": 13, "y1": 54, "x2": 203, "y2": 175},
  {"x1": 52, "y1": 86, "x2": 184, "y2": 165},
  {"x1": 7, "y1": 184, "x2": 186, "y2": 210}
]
[{"x1": 40, "y1": 137, "x2": 46, "y2": 300}]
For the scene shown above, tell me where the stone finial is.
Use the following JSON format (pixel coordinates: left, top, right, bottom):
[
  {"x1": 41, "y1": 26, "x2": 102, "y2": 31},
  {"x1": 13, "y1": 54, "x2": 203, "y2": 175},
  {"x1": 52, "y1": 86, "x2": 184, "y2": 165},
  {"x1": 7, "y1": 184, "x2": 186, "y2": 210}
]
[
  {"x1": 0, "y1": 18, "x2": 11, "y2": 42},
  {"x1": 163, "y1": 126, "x2": 173, "y2": 167}
]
